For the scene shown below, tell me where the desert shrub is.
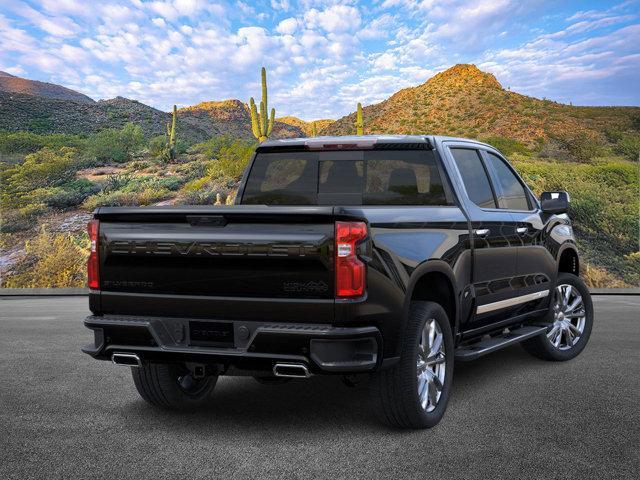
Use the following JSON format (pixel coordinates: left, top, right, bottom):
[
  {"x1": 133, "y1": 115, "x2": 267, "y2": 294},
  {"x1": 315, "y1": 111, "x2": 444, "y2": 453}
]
[
  {"x1": 26, "y1": 117, "x2": 54, "y2": 134},
  {"x1": 173, "y1": 160, "x2": 207, "y2": 181},
  {"x1": 192, "y1": 136, "x2": 256, "y2": 177},
  {"x1": 175, "y1": 186, "x2": 221, "y2": 205},
  {"x1": 148, "y1": 135, "x2": 189, "y2": 161},
  {"x1": 88, "y1": 123, "x2": 144, "y2": 162},
  {"x1": 148, "y1": 135, "x2": 166, "y2": 157},
  {"x1": 514, "y1": 159, "x2": 638, "y2": 254},
  {"x1": 552, "y1": 132, "x2": 603, "y2": 162},
  {"x1": 0, "y1": 131, "x2": 88, "y2": 155},
  {"x1": 83, "y1": 187, "x2": 172, "y2": 209},
  {"x1": 215, "y1": 142, "x2": 254, "y2": 178},
  {"x1": 481, "y1": 136, "x2": 531, "y2": 156},
  {"x1": 103, "y1": 173, "x2": 134, "y2": 192},
  {"x1": 2, "y1": 227, "x2": 88, "y2": 288},
  {"x1": 156, "y1": 176, "x2": 185, "y2": 191},
  {"x1": 0, "y1": 203, "x2": 47, "y2": 233},
  {"x1": 30, "y1": 178, "x2": 99, "y2": 209},
  {"x1": 581, "y1": 263, "x2": 629, "y2": 288},
  {"x1": 614, "y1": 133, "x2": 640, "y2": 160},
  {"x1": 0, "y1": 147, "x2": 81, "y2": 208}
]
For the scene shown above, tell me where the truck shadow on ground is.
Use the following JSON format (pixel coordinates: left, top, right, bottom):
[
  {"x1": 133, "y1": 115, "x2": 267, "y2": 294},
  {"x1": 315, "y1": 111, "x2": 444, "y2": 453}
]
[{"x1": 121, "y1": 344, "x2": 547, "y2": 433}]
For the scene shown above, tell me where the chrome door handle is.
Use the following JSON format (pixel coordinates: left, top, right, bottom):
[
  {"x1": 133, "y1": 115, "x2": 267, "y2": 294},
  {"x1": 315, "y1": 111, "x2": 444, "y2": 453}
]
[
  {"x1": 516, "y1": 227, "x2": 528, "y2": 234},
  {"x1": 474, "y1": 228, "x2": 490, "y2": 237}
]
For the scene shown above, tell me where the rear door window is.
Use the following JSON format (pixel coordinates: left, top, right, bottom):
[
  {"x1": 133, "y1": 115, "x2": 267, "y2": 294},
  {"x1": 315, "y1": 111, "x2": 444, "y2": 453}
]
[{"x1": 450, "y1": 148, "x2": 497, "y2": 209}]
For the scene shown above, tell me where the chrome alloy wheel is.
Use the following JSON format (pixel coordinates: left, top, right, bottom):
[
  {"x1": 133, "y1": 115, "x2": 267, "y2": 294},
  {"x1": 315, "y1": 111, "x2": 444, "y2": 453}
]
[
  {"x1": 547, "y1": 284, "x2": 586, "y2": 351},
  {"x1": 417, "y1": 319, "x2": 446, "y2": 412}
]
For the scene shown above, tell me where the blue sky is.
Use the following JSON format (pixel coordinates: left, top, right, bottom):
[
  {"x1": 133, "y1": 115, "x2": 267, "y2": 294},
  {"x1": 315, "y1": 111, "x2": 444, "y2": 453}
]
[{"x1": 0, "y1": 0, "x2": 638, "y2": 120}]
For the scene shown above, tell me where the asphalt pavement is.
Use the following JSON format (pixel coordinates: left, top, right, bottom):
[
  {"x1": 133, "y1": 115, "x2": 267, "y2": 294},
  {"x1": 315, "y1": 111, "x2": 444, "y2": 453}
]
[{"x1": 0, "y1": 295, "x2": 638, "y2": 479}]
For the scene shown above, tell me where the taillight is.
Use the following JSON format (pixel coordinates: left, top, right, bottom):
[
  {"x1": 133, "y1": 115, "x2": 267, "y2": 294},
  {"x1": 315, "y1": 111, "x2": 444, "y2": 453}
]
[
  {"x1": 335, "y1": 221, "x2": 367, "y2": 297},
  {"x1": 87, "y1": 219, "x2": 99, "y2": 290}
]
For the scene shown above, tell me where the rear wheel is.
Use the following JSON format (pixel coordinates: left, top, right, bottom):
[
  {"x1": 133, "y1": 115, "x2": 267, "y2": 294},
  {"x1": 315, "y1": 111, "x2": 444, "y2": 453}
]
[
  {"x1": 370, "y1": 301, "x2": 454, "y2": 429},
  {"x1": 522, "y1": 272, "x2": 594, "y2": 361},
  {"x1": 131, "y1": 363, "x2": 217, "y2": 410}
]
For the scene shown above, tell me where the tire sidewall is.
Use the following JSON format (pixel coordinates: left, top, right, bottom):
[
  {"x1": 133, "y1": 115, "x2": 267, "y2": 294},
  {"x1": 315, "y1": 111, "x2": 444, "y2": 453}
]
[
  {"x1": 540, "y1": 273, "x2": 594, "y2": 361},
  {"x1": 404, "y1": 302, "x2": 455, "y2": 428}
]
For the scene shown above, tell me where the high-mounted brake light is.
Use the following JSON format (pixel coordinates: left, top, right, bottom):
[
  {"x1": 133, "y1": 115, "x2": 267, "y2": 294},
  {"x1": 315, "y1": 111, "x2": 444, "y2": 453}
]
[
  {"x1": 87, "y1": 219, "x2": 100, "y2": 290},
  {"x1": 335, "y1": 221, "x2": 367, "y2": 297}
]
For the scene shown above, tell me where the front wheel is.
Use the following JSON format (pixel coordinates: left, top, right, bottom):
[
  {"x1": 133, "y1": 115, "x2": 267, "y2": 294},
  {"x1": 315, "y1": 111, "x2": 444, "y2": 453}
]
[
  {"x1": 131, "y1": 363, "x2": 218, "y2": 410},
  {"x1": 370, "y1": 301, "x2": 454, "y2": 429},
  {"x1": 522, "y1": 272, "x2": 594, "y2": 361}
]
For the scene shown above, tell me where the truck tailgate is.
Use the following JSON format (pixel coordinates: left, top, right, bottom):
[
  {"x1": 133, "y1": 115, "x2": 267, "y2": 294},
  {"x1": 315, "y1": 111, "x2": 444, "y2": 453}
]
[{"x1": 93, "y1": 206, "x2": 338, "y2": 319}]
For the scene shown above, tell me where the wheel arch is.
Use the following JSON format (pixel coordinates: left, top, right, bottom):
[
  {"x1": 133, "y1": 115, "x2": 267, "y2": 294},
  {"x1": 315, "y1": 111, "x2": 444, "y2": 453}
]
[
  {"x1": 557, "y1": 243, "x2": 580, "y2": 277},
  {"x1": 402, "y1": 260, "x2": 459, "y2": 342}
]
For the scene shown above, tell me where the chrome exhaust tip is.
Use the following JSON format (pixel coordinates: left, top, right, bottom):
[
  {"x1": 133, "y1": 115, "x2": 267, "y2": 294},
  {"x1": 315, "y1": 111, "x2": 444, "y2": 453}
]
[
  {"x1": 111, "y1": 352, "x2": 142, "y2": 367},
  {"x1": 273, "y1": 362, "x2": 310, "y2": 378}
]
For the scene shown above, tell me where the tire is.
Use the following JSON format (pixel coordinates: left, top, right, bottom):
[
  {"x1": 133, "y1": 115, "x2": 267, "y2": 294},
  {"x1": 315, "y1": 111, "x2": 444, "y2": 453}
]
[
  {"x1": 522, "y1": 272, "x2": 594, "y2": 361},
  {"x1": 131, "y1": 363, "x2": 217, "y2": 410},
  {"x1": 370, "y1": 301, "x2": 454, "y2": 429}
]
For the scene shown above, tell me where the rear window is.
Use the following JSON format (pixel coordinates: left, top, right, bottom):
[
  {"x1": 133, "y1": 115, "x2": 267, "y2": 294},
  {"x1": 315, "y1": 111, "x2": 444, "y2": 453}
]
[{"x1": 242, "y1": 150, "x2": 450, "y2": 206}]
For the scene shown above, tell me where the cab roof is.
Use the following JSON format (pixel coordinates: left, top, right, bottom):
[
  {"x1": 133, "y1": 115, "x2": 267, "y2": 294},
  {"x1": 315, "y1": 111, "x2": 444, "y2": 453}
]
[{"x1": 257, "y1": 135, "x2": 492, "y2": 151}]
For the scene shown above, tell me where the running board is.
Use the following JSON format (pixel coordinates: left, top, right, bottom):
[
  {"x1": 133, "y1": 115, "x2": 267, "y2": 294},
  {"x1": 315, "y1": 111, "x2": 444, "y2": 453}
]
[{"x1": 455, "y1": 326, "x2": 548, "y2": 361}]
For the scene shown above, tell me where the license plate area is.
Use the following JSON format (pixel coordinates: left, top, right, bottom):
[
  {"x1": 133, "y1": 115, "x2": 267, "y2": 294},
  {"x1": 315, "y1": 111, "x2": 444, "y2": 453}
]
[{"x1": 189, "y1": 321, "x2": 234, "y2": 347}]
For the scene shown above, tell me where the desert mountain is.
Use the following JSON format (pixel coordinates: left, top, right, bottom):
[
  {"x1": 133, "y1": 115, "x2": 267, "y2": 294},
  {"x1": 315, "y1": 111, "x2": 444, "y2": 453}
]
[
  {"x1": 0, "y1": 71, "x2": 304, "y2": 142},
  {"x1": 322, "y1": 64, "x2": 639, "y2": 146},
  {"x1": 0, "y1": 71, "x2": 94, "y2": 104},
  {"x1": 178, "y1": 100, "x2": 303, "y2": 140},
  {"x1": 276, "y1": 116, "x2": 334, "y2": 136}
]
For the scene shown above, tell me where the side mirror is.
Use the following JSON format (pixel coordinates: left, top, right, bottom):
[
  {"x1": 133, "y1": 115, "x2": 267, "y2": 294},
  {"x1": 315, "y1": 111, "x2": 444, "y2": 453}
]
[{"x1": 540, "y1": 191, "x2": 570, "y2": 214}]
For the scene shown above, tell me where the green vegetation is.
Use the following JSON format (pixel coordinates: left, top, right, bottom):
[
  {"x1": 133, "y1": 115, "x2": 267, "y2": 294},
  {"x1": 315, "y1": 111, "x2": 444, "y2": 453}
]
[
  {"x1": 87, "y1": 123, "x2": 144, "y2": 162},
  {"x1": 2, "y1": 227, "x2": 88, "y2": 288},
  {"x1": 0, "y1": 131, "x2": 87, "y2": 155},
  {"x1": 1, "y1": 64, "x2": 638, "y2": 288},
  {"x1": 165, "y1": 105, "x2": 178, "y2": 161},
  {"x1": 481, "y1": 136, "x2": 531, "y2": 156},
  {"x1": 1, "y1": 147, "x2": 84, "y2": 209},
  {"x1": 513, "y1": 156, "x2": 638, "y2": 285},
  {"x1": 355, "y1": 102, "x2": 363, "y2": 135},
  {"x1": 249, "y1": 67, "x2": 275, "y2": 142}
]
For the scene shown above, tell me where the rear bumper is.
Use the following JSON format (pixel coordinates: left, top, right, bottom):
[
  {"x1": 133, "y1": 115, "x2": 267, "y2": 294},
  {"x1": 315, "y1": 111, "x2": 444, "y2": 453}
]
[{"x1": 82, "y1": 315, "x2": 382, "y2": 374}]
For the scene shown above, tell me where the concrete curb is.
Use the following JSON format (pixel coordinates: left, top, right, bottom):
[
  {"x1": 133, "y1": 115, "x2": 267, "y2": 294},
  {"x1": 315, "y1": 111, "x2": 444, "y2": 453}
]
[{"x1": 1, "y1": 287, "x2": 638, "y2": 296}]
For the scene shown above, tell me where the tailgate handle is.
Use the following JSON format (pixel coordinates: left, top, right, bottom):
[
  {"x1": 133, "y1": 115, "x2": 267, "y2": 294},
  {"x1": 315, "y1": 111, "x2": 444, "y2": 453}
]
[{"x1": 187, "y1": 215, "x2": 227, "y2": 227}]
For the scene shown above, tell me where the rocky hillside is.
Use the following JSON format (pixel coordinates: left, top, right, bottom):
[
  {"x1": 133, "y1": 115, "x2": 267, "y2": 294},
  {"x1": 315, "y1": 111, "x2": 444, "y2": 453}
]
[
  {"x1": 0, "y1": 91, "x2": 212, "y2": 142},
  {"x1": 323, "y1": 64, "x2": 640, "y2": 146},
  {"x1": 0, "y1": 71, "x2": 94, "y2": 104},
  {"x1": 179, "y1": 100, "x2": 303, "y2": 140},
  {"x1": 0, "y1": 77, "x2": 303, "y2": 143},
  {"x1": 276, "y1": 116, "x2": 334, "y2": 136}
]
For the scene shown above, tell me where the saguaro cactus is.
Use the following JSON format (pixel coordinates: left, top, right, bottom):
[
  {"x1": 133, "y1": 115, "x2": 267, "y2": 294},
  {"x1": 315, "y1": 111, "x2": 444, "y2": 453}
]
[
  {"x1": 355, "y1": 102, "x2": 363, "y2": 135},
  {"x1": 249, "y1": 67, "x2": 275, "y2": 142},
  {"x1": 165, "y1": 104, "x2": 177, "y2": 161},
  {"x1": 311, "y1": 122, "x2": 317, "y2": 137}
]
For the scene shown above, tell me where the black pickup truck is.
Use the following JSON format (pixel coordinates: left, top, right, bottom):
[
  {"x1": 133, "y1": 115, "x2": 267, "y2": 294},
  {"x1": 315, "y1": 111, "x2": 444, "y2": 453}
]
[{"x1": 83, "y1": 135, "x2": 593, "y2": 428}]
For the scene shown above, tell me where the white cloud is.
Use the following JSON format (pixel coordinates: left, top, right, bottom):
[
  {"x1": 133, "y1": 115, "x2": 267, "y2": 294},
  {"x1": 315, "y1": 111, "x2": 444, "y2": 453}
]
[
  {"x1": 276, "y1": 17, "x2": 298, "y2": 35},
  {"x1": 1, "y1": 65, "x2": 27, "y2": 76},
  {"x1": 0, "y1": 0, "x2": 637, "y2": 118},
  {"x1": 358, "y1": 14, "x2": 395, "y2": 39},
  {"x1": 304, "y1": 5, "x2": 361, "y2": 33},
  {"x1": 9, "y1": 2, "x2": 80, "y2": 37},
  {"x1": 271, "y1": 0, "x2": 291, "y2": 11}
]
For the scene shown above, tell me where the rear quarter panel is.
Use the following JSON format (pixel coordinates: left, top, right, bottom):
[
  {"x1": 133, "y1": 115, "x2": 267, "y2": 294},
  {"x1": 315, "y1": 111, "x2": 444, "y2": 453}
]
[{"x1": 337, "y1": 205, "x2": 471, "y2": 358}]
